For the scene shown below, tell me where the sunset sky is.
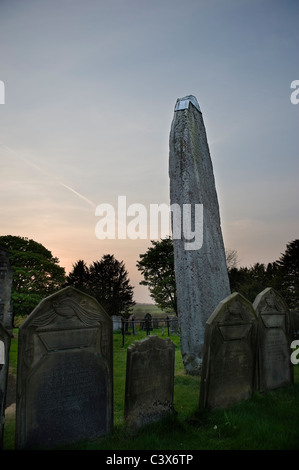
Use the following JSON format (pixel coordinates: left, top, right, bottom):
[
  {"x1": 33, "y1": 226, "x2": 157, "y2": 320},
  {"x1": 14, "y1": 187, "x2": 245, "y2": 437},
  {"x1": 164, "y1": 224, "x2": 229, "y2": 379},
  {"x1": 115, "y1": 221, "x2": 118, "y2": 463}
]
[{"x1": 0, "y1": 0, "x2": 298, "y2": 303}]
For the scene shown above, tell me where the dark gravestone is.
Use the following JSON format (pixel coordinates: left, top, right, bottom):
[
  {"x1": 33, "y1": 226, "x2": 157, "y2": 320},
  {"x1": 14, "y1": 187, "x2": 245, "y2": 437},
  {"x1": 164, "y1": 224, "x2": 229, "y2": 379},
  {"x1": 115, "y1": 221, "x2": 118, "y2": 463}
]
[
  {"x1": 170, "y1": 317, "x2": 179, "y2": 335},
  {"x1": 124, "y1": 335, "x2": 175, "y2": 431},
  {"x1": 143, "y1": 313, "x2": 152, "y2": 335},
  {"x1": 131, "y1": 315, "x2": 136, "y2": 335},
  {"x1": 15, "y1": 286, "x2": 113, "y2": 449},
  {"x1": 0, "y1": 246, "x2": 13, "y2": 331},
  {"x1": 0, "y1": 323, "x2": 12, "y2": 449},
  {"x1": 253, "y1": 287, "x2": 293, "y2": 392},
  {"x1": 199, "y1": 292, "x2": 258, "y2": 410},
  {"x1": 290, "y1": 310, "x2": 299, "y2": 341}
]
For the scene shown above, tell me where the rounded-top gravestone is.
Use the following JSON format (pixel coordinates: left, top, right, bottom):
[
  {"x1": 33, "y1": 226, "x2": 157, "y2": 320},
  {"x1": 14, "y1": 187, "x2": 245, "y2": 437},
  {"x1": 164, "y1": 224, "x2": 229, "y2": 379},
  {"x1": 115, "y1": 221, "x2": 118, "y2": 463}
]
[{"x1": 15, "y1": 286, "x2": 113, "y2": 449}]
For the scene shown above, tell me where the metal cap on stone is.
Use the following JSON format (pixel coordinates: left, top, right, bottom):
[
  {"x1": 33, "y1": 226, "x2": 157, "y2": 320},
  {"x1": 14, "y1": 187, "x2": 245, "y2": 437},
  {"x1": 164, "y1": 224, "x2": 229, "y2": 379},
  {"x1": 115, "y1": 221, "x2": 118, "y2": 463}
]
[{"x1": 174, "y1": 95, "x2": 201, "y2": 113}]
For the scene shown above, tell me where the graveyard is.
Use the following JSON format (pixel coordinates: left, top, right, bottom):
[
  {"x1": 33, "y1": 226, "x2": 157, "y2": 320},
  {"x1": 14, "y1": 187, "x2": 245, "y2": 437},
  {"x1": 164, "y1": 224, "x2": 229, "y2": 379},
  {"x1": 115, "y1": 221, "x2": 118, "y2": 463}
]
[
  {"x1": 2, "y1": 302, "x2": 299, "y2": 450},
  {"x1": 1, "y1": 96, "x2": 299, "y2": 451}
]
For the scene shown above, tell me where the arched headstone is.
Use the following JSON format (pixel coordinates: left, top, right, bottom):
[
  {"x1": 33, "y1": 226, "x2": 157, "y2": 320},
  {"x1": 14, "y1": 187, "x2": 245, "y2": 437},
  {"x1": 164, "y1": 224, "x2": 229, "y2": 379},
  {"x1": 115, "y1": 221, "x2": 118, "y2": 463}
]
[
  {"x1": 253, "y1": 287, "x2": 294, "y2": 392},
  {"x1": 199, "y1": 292, "x2": 258, "y2": 410},
  {"x1": 15, "y1": 286, "x2": 113, "y2": 449}
]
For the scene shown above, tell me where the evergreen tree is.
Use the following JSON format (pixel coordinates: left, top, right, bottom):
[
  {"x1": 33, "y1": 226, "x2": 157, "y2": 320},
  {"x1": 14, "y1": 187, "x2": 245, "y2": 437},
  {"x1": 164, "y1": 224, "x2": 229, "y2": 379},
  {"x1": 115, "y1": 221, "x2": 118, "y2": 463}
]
[
  {"x1": 276, "y1": 239, "x2": 299, "y2": 309},
  {"x1": 65, "y1": 260, "x2": 90, "y2": 293},
  {"x1": 67, "y1": 254, "x2": 135, "y2": 318}
]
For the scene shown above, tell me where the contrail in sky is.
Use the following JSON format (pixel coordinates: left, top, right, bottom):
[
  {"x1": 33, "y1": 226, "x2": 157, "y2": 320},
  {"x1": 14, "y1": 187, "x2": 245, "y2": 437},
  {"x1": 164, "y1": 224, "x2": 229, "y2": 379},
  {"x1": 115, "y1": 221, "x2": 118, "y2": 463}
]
[
  {"x1": 59, "y1": 182, "x2": 96, "y2": 209},
  {"x1": 0, "y1": 142, "x2": 96, "y2": 209}
]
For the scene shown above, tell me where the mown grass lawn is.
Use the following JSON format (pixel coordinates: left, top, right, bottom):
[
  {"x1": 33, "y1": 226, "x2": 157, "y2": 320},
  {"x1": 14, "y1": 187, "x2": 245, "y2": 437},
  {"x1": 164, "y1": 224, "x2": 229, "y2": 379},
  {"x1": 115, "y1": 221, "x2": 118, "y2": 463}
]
[{"x1": 3, "y1": 328, "x2": 299, "y2": 450}]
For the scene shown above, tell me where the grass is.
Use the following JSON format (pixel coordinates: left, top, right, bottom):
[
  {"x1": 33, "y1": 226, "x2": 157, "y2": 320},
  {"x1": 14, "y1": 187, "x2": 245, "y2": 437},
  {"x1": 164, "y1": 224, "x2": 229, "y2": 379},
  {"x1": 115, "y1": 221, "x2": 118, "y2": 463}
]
[{"x1": 3, "y1": 327, "x2": 299, "y2": 450}]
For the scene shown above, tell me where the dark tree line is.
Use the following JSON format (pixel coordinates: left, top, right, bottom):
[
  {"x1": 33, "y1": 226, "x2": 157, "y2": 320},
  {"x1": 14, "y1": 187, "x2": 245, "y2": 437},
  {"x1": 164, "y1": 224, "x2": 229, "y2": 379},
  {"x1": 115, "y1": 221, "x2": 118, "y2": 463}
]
[
  {"x1": 228, "y1": 239, "x2": 299, "y2": 309},
  {"x1": 2, "y1": 233, "x2": 298, "y2": 320},
  {"x1": 137, "y1": 238, "x2": 299, "y2": 312}
]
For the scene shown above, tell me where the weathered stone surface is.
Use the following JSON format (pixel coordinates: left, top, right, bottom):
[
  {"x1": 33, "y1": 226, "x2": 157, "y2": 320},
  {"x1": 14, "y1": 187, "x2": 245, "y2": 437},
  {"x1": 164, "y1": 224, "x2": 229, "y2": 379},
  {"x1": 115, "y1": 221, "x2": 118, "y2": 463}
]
[
  {"x1": 0, "y1": 246, "x2": 13, "y2": 331},
  {"x1": 199, "y1": 292, "x2": 258, "y2": 410},
  {"x1": 15, "y1": 286, "x2": 113, "y2": 449},
  {"x1": 169, "y1": 95, "x2": 230, "y2": 374},
  {"x1": 0, "y1": 323, "x2": 12, "y2": 449},
  {"x1": 124, "y1": 335, "x2": 175, "y2": 431},
  {"x1": 253, "y1": 287, "x2": 293, "y2": 392}
]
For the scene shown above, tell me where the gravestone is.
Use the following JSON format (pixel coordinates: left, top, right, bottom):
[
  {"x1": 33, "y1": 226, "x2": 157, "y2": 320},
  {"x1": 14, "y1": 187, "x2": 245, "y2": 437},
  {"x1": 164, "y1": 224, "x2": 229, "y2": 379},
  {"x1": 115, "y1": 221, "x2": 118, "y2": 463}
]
[
  {"x1": 290, "y1": 310, "x2": 299, "y2": 341},
  {"x1": 170, "y1": 317, "x2": 179, "y2": 335},
  {"x1": 111, "y1": 315, "x2": 122, "y2": 331},
  {"x1": 169, "y1": 95, "x2": 230, "y2": 375},
  {"x1": 253, "y1": 287, "x2": 293, "y2": 392},
  {"x1": 199, "y1": 292, "x2": 258, "y2": 410},
  {"x1": 15, "y1": 286, "x2": 113, "y2": 449},
  {"x1": 143, "y1": 313, "x2": 152, "y2": 334},
  {"x1": 0, "y1": 246, "x2": 14, "y2": 331},
  {"x1": 0, "y1": 323, "x2": 12, "y2": 449},
  {"x1": 130, "y1": 315, "x2": 136, "y2": 335},
  {"x1": 124, "y1": 335, "x2": 175, "y2": 431}
]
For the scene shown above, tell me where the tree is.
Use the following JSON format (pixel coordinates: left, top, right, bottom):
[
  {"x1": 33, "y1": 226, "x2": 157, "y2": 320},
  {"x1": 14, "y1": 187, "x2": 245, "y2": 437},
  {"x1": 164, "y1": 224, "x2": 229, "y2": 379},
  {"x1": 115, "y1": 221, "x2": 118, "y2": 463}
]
[
  {"x1": 65, "y1": 260, "x2": 90, "y2": 293},
  {"x1": 225, "y1": 248, "x2": 239, "y2": 271},
  {"x1": 227, "y1": 241, "x2": 299, "y2": 307},
  {"x1": 276, "y1": 239, "x2": 299, "y2": 309},
  {"x1": 0, "y1": 235, "x2": 66, "y2": 317},
  {"x1": 137, "y1": 237, "x2": 177, "y2": 314},
  {"x1": 137, "y1": 238, "x2": 299, "y2": 312},
  {"x1": 66, "y1": 254, "x2": 135, "y2": 318}
]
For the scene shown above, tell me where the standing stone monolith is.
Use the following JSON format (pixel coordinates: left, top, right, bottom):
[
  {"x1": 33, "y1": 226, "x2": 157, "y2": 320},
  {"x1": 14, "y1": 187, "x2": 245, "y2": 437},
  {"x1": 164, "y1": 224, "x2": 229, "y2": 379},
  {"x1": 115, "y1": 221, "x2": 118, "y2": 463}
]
[{"x1": 169, "y1": 95, "x2": 230, "y2": 374}]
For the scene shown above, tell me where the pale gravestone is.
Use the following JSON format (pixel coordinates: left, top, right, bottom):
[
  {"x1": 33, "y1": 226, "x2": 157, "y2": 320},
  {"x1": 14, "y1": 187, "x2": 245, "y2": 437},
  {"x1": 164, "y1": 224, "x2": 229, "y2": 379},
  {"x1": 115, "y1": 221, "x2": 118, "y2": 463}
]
[
  {"x1": 0, "y1": 246, "x2": 14, "y2": 331},
  {"x1": 253, "y1": 287, "x2": 294, "y2": 392},
  {"x1": 0, "y1": 323, "x2": 12, "y2": 449},
  {"x1": 15, "y1": 286, "x2": 113, "y2": 449},
  {"x1": 111, "y1": 315, "x2": 122, "y2": 331},
  {"x1": 199, "y1": 292, "x2": 258, "y2": 410},
  {"x1": 169, "y1": 95, "x2": 230, "y2": 375},
  {"x1": 124, "y1": 335, "x2": 175, "y2": 431}
]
